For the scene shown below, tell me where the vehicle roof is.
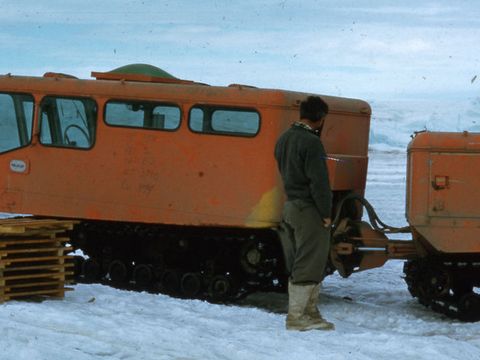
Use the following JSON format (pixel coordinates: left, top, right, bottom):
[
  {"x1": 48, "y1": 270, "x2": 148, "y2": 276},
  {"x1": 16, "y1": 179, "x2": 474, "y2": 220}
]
[
  {"x1": 408, "y1": 131, "x2": 480, "y2": 152},
  {"x1": 0, "y1": 73, "x2": 371, "y2": 115}
]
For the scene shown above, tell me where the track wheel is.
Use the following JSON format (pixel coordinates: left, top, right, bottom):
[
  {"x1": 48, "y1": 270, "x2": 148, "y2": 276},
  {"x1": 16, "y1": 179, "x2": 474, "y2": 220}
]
[
  {"x1": 133, "y1": 264, "x2": 154, "y2": 287},
  {"x1": 82, "y1": 258, "x2": 102, "y2": 282},
  {"x1": 240, "y1": 240, "x2": 262, "y2": 275},
  {"x1": 208, "y1": 275, "x2": 233, "y2": 301},
  {"x1": 73, "y1": 256, "x2": 85, "y2": 280},
  {"x1": 161, "y1": 269, "x2": 182, "y2": 294},
  {"x1": 108, "y1": 260, "x2": 129, "y2": 284},
  {"x1": 458, "y1": 293, "x2": 480, "y2": 322},
  {"x1": 423, "y1": 267, "x2": 451, "y2": 298},
  {"x1": 181, "y1": 273, "x2": 203, "y2": 297}
]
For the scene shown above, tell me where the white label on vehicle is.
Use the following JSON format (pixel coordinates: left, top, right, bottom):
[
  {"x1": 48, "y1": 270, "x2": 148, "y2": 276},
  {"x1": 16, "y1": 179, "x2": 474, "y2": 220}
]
[{"x1": 10, "y1": 160, "x2": 27, "y2": 173}]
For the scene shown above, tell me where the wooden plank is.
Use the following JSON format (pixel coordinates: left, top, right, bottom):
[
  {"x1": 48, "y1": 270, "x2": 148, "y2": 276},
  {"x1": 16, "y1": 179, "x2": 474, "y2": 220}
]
[
  {"x1": 0, "y1": 255, "x2": 74, "y2": 265},
  {"x1": 2, "y1": 288, "x2": 71, "y2": 300},
  {"x1": 18, "y1": 230, "x2": 66, "y2": 237},
  {"x1": 2, "y1": 280, "x2": 69, "y2": 290},
  {"x1": 0, "y1": 223, "x2": 77, "y2": 232},
  {"x1": 3, "y1": 282, "x2": 64, "y2": 292},
  {"x1": 0, "y1": 226, "x2": 26, "y2": 234},
  {"x1": 0, "y1": 237, "x2": 70, "y2": 246},
  {"x1": 0, "y1": 218, "x2": 77, "y2": 226},
  {"x1": 0, "y1": 218, "x2": 56, "y2": 225},
  {"x1": 3, "y1": 230, "x2": 68, "y2": 238},
  {"x1": 0, "y1": 244, "x2": 71, "y2": 252},
  {"x1": 0, "y1": 246, "x2": 73, "y2": 255},
  {"x1": 0, "y1": 249, "x2": 65, "y2": 256},
  {"x1": 3, "y1": 263, "x2": 74, "y2": 272},
  {"x1": 4, "y1": 272, "x2": 72, "y2": 281},
  {"x1": 4, "y1": 271, "x2": 74, "y2": 281},
  {"x1": 0, "y1": 219, "x2": 78, "y2": 236},
  {"x1": 0, "y1": 229, "x2": 69, "y2": 236}
]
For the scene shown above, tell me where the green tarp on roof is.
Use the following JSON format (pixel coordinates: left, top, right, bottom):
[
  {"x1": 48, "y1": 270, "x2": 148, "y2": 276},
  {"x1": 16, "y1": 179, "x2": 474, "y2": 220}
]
[{"x1": 108, "y1": 64, "x2": 177, "y2": 79}]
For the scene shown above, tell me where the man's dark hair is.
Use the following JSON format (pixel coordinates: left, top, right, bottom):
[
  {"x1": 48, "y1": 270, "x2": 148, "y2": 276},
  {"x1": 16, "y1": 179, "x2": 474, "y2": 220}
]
[{"x1": 300, "y1": 96, "x2": 329, "y2": 122}]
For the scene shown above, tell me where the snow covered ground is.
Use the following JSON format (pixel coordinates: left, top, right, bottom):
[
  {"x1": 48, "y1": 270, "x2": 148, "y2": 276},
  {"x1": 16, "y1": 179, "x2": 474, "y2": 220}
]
[{"x1": 1, "y1": 151, "x2": 479, "y2": 360}]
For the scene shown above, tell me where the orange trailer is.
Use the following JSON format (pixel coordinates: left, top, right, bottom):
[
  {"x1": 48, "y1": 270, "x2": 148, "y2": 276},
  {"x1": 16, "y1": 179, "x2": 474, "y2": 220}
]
[
  {"x1": 403, "y1": 131, "x2": 480, "y2": 320},
  {"x1": 407, "y1": 131, "x2": 480, "y2": 255},
  {"x1": 331, "y1": 131, "x2": 480, "y2": 320}
]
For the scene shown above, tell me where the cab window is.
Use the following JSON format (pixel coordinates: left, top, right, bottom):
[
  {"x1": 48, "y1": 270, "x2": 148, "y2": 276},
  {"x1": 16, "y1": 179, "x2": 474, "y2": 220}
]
[
  {"x1": 189, "y1": 105, "x2": 260, "y2": 137},
  {"x1": 40, "y1": 96, "x2": 97, "y2": 149},
  {"x1": 105, "y1": 100, "x2": 181, "y2": 131},
  {"x1": 0, "y1": 93, "x2": 34, "y2": 153}
]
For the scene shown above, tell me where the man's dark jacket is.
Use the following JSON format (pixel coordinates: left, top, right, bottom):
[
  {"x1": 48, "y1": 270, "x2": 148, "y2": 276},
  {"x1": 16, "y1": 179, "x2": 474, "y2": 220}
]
[{"x1": 274, "y1": 124, "x2": 332, "y2": 219}]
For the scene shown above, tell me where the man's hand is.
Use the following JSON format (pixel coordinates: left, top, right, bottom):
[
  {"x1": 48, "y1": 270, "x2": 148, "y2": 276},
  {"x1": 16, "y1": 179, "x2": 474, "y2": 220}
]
[{"x1": 323, "y1": 218, "x2": 332, "y2": 228}]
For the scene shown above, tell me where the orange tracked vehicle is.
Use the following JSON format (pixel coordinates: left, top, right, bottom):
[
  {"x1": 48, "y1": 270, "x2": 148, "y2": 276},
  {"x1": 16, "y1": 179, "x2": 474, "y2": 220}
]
[{"x1": 0, "y1": 65, "x2": 478, "y2": 320}]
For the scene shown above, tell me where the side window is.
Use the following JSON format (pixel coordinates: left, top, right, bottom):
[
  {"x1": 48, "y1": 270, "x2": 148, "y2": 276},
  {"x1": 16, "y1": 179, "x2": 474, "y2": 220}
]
[
  {"x1": 189, "y1": 105, "x2": 260, "y2": 137},
  {"x1": 105, "y1": 100, "x2": 181, "y2": 131},
  {"x1": 40, "y1": 97, "x2": 97, "y2": 149},
  {"x1": 0, "y1": 93, "x2": 34, "y2": 153}
]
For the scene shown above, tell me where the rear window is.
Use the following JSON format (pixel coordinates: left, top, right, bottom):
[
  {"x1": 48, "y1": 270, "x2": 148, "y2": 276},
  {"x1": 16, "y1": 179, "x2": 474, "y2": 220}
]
[
  {"x1": 0, "y1": 93, "x2": 34, "y2": 153},
  {"x1": 105, "y1": 100, "x2": 181, "y2": 131},
  {"x1": 189, "y1": 105, "x2": 260, "y2": 137}
]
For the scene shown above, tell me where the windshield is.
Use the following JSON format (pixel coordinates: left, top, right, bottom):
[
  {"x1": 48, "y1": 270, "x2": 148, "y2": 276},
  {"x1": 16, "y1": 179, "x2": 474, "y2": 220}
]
[{"x1": 0, "y1": 93, "x2": 34, "y2": 153}]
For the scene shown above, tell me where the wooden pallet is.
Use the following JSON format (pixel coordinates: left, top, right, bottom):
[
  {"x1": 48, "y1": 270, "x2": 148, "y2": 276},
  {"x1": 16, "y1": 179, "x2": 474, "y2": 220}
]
[
  {"x1": 0, "y1": 218, "x2": 77, "y2": 303},
  {"x1": 0, "y1": 218, "x2": 77, "y2": 235}
]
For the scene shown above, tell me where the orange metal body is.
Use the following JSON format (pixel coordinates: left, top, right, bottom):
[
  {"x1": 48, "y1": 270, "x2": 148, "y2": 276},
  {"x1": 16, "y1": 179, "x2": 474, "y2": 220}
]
[
  {"x1": 0, "y1": 73, "x2": 370, "y2": 229},
  {"x1": 407, "y1": 131, "x2": 480, "y2": 254}
]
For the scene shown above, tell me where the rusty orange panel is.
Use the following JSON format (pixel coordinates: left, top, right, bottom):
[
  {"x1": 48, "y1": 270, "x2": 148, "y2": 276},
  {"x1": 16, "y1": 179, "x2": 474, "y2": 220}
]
[
  {"x1": 326, "y1": 154, "x2": 368, "y2": 191},
  {"x1": 407, "y1": 131, "x2": 480, "y2": 253}
]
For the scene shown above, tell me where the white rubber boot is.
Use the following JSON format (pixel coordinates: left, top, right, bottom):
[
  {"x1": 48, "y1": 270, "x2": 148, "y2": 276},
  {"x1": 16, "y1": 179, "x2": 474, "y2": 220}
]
[
  {"x1": 286, "y1": 282, "x2": 334, "y2": 331},
  {"x1": 305, "y1": 283, "x2": 335, "y2": 330}
]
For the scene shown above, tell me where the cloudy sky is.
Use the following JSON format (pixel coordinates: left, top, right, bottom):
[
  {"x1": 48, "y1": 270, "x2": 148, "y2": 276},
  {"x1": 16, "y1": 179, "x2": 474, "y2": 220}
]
[{"x1": 0, "y1": 0, "x2": 479, "y2": 101}]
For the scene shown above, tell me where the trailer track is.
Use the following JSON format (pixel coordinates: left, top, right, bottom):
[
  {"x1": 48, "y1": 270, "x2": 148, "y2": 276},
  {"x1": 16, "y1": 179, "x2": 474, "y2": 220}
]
[{"x1": 404, "y1": 258, "x2": 480, "y2": 321}]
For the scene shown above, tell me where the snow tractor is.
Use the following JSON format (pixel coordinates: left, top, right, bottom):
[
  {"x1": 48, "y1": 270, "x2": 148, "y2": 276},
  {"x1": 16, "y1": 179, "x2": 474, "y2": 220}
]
[{"x1": 0, "y1": 65, "x2": 478, "y2": 320}]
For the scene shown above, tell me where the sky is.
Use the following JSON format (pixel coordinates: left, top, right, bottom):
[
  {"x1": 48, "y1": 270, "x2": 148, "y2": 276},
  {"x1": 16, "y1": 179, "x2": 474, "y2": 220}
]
[{"x1": 0, "y1": 0, "x2": 479, "y2": 102}]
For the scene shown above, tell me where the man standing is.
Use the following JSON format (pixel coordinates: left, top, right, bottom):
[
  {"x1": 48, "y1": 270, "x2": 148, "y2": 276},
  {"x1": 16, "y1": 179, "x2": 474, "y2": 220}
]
[{"x1": 274, "y1": 96, "x2": 334, "y2": 331}]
